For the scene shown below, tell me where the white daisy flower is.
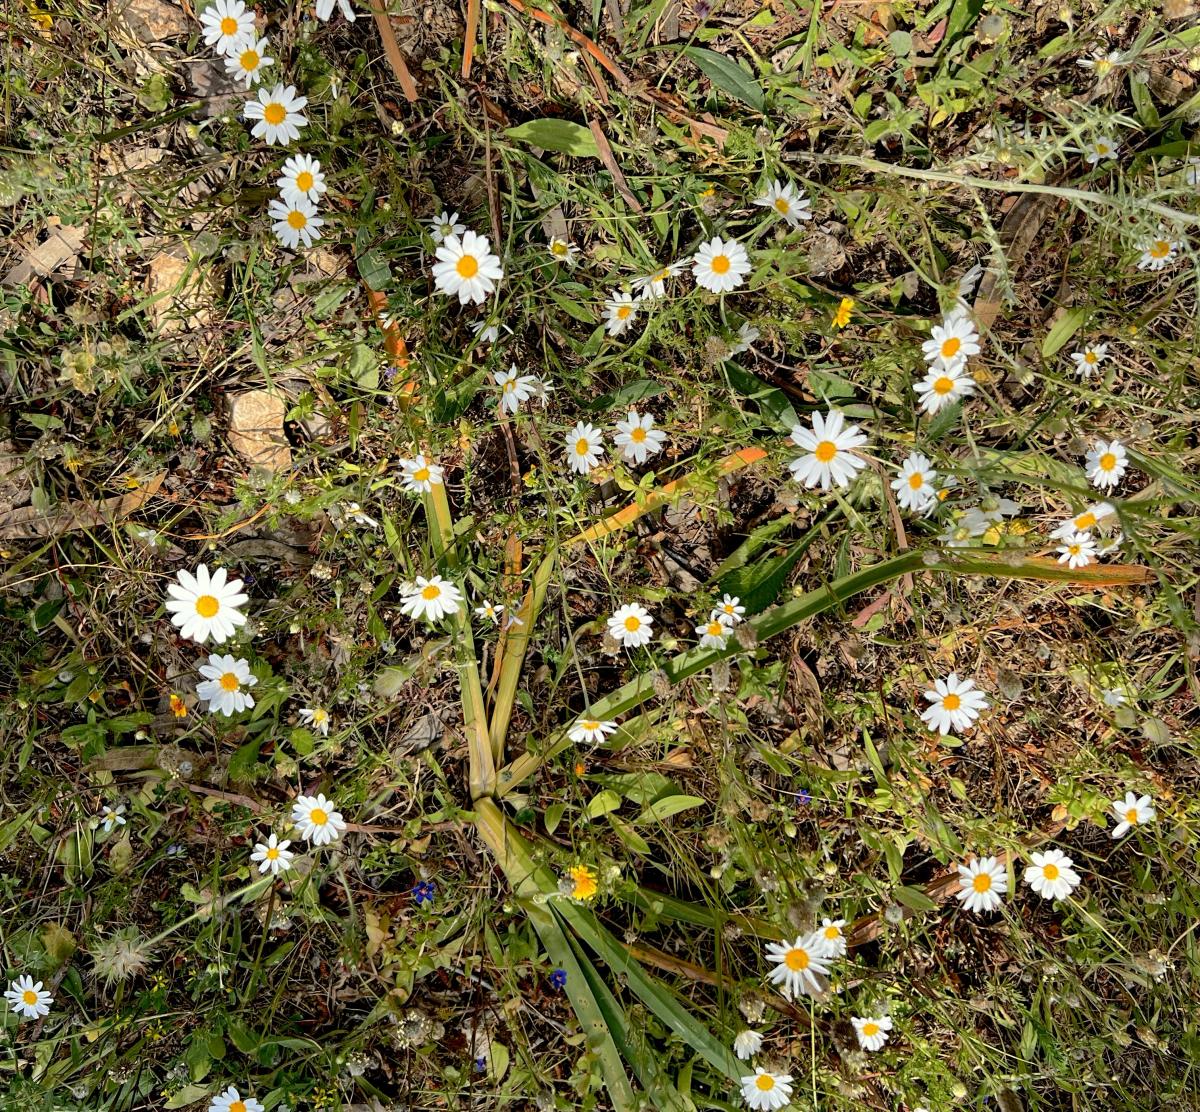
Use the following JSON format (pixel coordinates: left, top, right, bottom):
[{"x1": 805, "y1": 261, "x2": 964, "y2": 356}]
[
  {"x1": 165, "y1": 564, "x2": 249, "y2": 645},
  {"x1": 1136, "y1": 233, "x2": 1180, "y2": 271},
  {"x1": 711, "y1": 594, "x2": 745, "y2": 624},
  {"x1": 732, "y1": 1029, "x2": 763, "y2": 1061},
  {"x1": 914, "y1": 362, "x2": 976, "y2": 415},
  {"x1": 730, "y1": 321, "x2": 760, "y2": 354},
  {"x1": 100, "y1": 803, "x2": 127, "y2": 833},
  {"x1": 1051, "y1": 502, "x2": 1114, "y2": 541},
  {"x1": 400, "y1": 575, "x2": 463, "y2": 624},
  {"x1": 696, "y1": 616, "x2": 732, "y2": 649},
  {"x1": 341, "y1": 501, "x2": 378, "y2": 529},
  {"x1": 276, "y1": 153, "x2": 326, "y2": 204},
  {"x1": 920, "y1": 673, "x2": 989, "y2": 736},
  {"x1": 290, "y1": 793, "x2": 346, "y2": 846},
  {"x1": 200, "y1": 0, "x2": 256, "y2": 56},
  {"x1": 1023, "y1": 848, "x2": 1081, "y2": 900},
  {"x1": 1057, "y1": 531, "x2": 1097, "y2": 569},
  {"x1": 891, "y1": 452, "x2": 938, "y2": 512},
  {"x1": 1086, "y1": 439, "x2": 1128, "y2": 490},
  {"x1": 1085, "y1": 136, "x2": 1119, "y2": 164},
  {"x1": 752, "y1": 178, "x2": 812, "y2": 226},
  {"x1": 494, "y1": 365, "x2": 539, "y2": 415},
  {"x1": 603, "y1": 290, "x2": 639, "y2": 337},
  {"x1": 763, "y1": 932, "x2": 832, "y2": 1000},
  {"x1": 692, "y1": 236, "x2": 752, "y2": 294},
  {"x1": 614, "y1": 409, "x2": 667, "y2": 465},
  {"x1": 955, "y1": 855, "x2": 1007, "y2": 914},
  {"x1": 430, "y1": 210, "x2": 465, "y2": 243},
  {"x1": 224, "y1": 36, "x2": 273, "y2": 87},
  {"x1": 4, "y1": 975, "x2": 52, "y2": 1020},
  {"x1": 208, "y1": 1087, "x2": 264, "y2": 1112},
  {"x1": 433, "y1": 231, "x2": 503, "y2": 305},
  {"x1": 474, "y1": 600, "x2": 504, "y2": 624},
  {"x1": 243, "y1": 83, "x2": 308, "y2": 146},
  {"x1": 1110, "y1": 791, "x2": 1155, "y2": 838},
  {"x1": 632, "y1": 260, "x2": 685, "y2": 301},
  {"x1": 196, "y1": 654, "x2": 257, "y2": 717},
  {"x1": 607, "y1": 602, "x2": 654, "y2": 648},
  {"x1": 740, "y1": 1069, "x2": 793, "y2": 1111},
  {"x1": 569, "y1": 717, "x2": 618, "y2": 745},
  {"x1": 1078, "y1": 50, "x2": 1125, "y2": 75},
  {"x1": 851, "y1": 1014, "x2": 892, "y2": 1052},
  {"x1": 566, "y1": 422, "x2": 605, "y2": 475},
  {"x1": 921, "y1": 309, "x2": 980, "y2": 371},
  {"x1": 1102, "y1": 687, "x2": 1129, "y2": 707},
  {"x1": 269, "y1": 196, "x2": 324, "y2": 249},
  {"x1": 399, "y1": 453, "x2": 444, "y2": 493},
  {"x1": 818, "y1": 917, "x2": 847, "y2": 958},
  {"x1": 938, "y1": 511, "x2": 990, "y2": 549},
  {"x1": 471, "y1": 319, "x2": 508, "y2": 345},
  {"x1": 1069, "y1": 342, "x2": 1109, "y2": 378},
  {"x1": 250, "y1": 832, "x2": 295, "y2": 876},
  {"x1": 547, "y1": 236, "x2": 580, "y2": 265},
  {"x1": 788, "y1": 409, "x2": 868, "y2": 491},
  {"x1": 299, "y1": 706, "x2": 331, "y2": 736},
  {"x1": 314, "y1": 0, "x2": 356, "y2": 21}
]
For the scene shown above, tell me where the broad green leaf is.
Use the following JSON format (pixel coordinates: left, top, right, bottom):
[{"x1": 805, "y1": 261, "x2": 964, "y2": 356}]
[
  {"x1": 586, "y1": 789, "x2": 622, "y2": 819},
  {"x1": 356, "y1": 249, "x2": 392, "y2": 290},
  {"x1": 635, "y1": 794, "x2": 705, "y2": 824},
  {"x1": 1041, "y1": 306, "x2": 1090, "y2": 359},
  {"x1": 723, "y1": 361, "x2": 797, "y2": 430},
  {"x1": 893, "y1": 885, "x2": 939, "y2": 912},
  {"x1": 683, "y1": 47, "x2": 764, "y2": 111},
  {"x1": 544, "y1": 802, "x2": 566, "y2": 835},
  {"x1": 505, "y1": 119, "x2": 599, "y2": 157},
  {"x1": 944, "y1": 0, "x2": 986, "y2": 47},
  {"x1": 165, "y1": 1085, "x2": 213, "y2": 1110}
]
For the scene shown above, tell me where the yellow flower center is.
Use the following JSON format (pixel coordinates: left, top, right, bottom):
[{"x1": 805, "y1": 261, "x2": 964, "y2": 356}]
[
  {"x1": 972, "y1": 872, "x2": 992, "y2": 892},
  {"x1": 413, "y1": 467, "x2": 430, "y2": 482},
  {"x1": 551, "y1": 241, "x2": 569, "y2": 256},
  {"x1": 1068, "y1": 545, "x2": 1081, "y2": 556},
  {"x1": 862, "y1": 1022, "x2": 880, "y2": 1037},
  {"x1": 706, "y1": 622, "x2": 725, "y2": 637},
  {"x1": 1076, "y1": 512, "x2": 1096, "y2": 529},
  {"x1": 266, "y1": 847, "x2": 279, "y2": 860},
  {"x1": 624, "y1": 615, "x2": 642, "y2": 632},
  {"x1": 710, "y1": 254, "x2": 731, "y2": 275},
  {"x1": 933, "y1": 375, "x2": 955, "y2": 395},
  {"x1": 503, "y1": 380, "x2": 516, "y2": 392},
  {"x1": 456, "y1": 254, "x2": 479, "y2": 278},
  {"x1": 240, "y1": 49, "x2": 259, "y2": 69},
  {"x1": 1085, "y1": 351, "x2": 1097, "y2": 364},
  {"x1": 195, "y1": 594, "x2": 220, "y2": 618},
  {"x1": 774, "y1": 197, "x2": 790, "y2": 214},
  {"x1": 263, "y1": 102, "x2": 286, "y2": 126},
  {"x1": 1095, "y1": 58, "x2": 1113, "y2": 76},
  {"x1": 582, "y1": 720, "x2": 599, "y2": 731},
  {"x1": 310, "y1": 808, "x2": 328, "y2": 825},
  {"x1": 22, "y1": 989, "x2": 37, "y2": 1005},
  {"x1": 1126, "y1": 807, "x2": 1139, "y2": 824},
  {"x1": 908, "y1": 473, "x2": 924, "y2": 490},
  {"x1": 630, "y1": 427, "x2": 647, "y2": 443},
  {"x1": 755, "y1": 1075, "x2": 776, "y2": 1092},
  {"x1": 1096, "y1": 143, "x2": 1109, "y2": 155},
  {"x1": 814, "y1": 440, "x2": 837, "y2": 463},
  {"x1": 1042, "y1": 863, "x2": 1059, "y2": 880},
  {"x1": 616, "y1": 305, "x2": 631, "y2": 320},
  {"x1": 295, "y1": 170, "x2": 314, "y2": 192},
  {"x1": 824, "y1": 925, "x2": 839, "y2": 939},
  {"x1": 230, "y1": 1102, "x2": 247, "y2": 1112},
  {"x1": 1151, "y1": 240, "x2": 1170, "y2": 258},
  {"x1": 422, "y1": 584, "x2": 441, "y2": 600},
  {"x1": 287, "y1": 210, "x2": 307, "y2": 229},
  {"x1": 312, "y1": 710, "x2": 327, "y2": 724},
  {"x1": 784, "y1": 946, "x2": 809, "y2": 971},
  {"x1": 220, "y1": 15, "x2": 238, "y2": 34},
  {"x1": 575, "y1": 438, "x2": 591, "y2": 455},
  {"x1": 942, "y1": 693, "x2": 961, "y2": 711},
  {"x1": 1099, "y1": 452, "x2": 1116, "y2": 471},
  {"x1": 220, "y1": 672, "x2": 240, "y2": 692},
  {"x1": 941, "y1": 336, "x2": 962, "y2": 358}
]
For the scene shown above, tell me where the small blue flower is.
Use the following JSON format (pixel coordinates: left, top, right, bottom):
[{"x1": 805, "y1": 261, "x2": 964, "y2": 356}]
[
  {"x1": 412, "y1": 880, "x2": 436, "y2": 906},
  {"x1": 798, "y1": 788, "x2": 812, "y2": 806},
  {"x1": 474, "y1": 1055, "x2": 487, "y2": 1072},
  {"x1": 549, "y1": 968, "x2": 567, "y2": 990}
]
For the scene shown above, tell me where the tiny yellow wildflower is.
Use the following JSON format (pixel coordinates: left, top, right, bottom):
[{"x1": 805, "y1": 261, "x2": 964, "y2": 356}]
[
  {"x1": 568, "y1": 864, "x2": 598, "y2": 901},
  {"x1": 832, "y1": 297, "x2": 855, "y2": 329}
]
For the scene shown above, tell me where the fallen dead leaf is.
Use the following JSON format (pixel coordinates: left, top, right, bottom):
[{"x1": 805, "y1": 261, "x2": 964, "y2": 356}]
[
  {"x1": 226, "y1": 390, "x2": 292, "y2": 473},
  {"x1": 3, "y1": 222, "x2": 85, "y2": 288},
  {"x1": 0, "y1": 472, "x2": 166, "y2": 542}
]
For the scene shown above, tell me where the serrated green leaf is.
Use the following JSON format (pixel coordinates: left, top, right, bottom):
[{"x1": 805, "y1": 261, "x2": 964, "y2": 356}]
[
  {"x1": 505, "y1": 119, "x2": 599, "y2": 157},
  {"x1": 684, "y1": 47, "x2": 764, "y2": 110}
]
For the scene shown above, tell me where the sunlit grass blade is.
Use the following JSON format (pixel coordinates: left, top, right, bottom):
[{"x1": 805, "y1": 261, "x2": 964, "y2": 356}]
[{"x1": 496, "y1": 550, "x2": 1153, "y2": 795}]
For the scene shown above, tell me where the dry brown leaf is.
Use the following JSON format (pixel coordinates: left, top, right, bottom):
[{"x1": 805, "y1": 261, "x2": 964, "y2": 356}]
[
  {"x1": 3, "y1": 222, "x2": 85, "y2": 288},
  {"x1": 0, "y1": 472, "x2": 165, "y2": 541},
  {"x1": 227, "y1": 390, "x2": 292, "y2": 473}
]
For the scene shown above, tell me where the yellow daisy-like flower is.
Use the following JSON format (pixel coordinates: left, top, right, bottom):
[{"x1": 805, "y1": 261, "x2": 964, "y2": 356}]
[
  {"x1": 568, "y1": 864, "x2": 598, "y2": 901},
  {"x1": 169, "y1": 693, "x2": 188, "y2": 718},
  {"x1": 832, "y1": 297, "x2": 854, "y2": 329}
]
